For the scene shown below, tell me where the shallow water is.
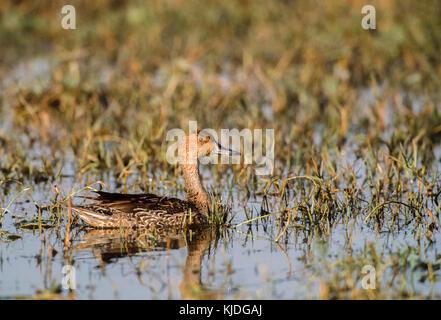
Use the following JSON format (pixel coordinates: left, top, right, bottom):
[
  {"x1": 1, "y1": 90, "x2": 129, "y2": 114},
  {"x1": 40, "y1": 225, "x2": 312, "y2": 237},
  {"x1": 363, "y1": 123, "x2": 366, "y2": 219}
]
[
  {"x1": 0, "y1": 167, "x2": 440, "y2": 299},
  {"x1": 1, "y1": 57, "x2": 441, "y2": 300}
]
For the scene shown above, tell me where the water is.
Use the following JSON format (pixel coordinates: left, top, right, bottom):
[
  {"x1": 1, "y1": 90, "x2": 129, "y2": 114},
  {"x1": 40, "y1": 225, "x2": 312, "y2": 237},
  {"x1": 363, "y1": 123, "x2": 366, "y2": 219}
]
[
  {"x1": 1, "y1": 168, "x2": 440, "y2": 299},
  {"x1": 1, "y1": 58, "x2": 440, "y2": 300}
]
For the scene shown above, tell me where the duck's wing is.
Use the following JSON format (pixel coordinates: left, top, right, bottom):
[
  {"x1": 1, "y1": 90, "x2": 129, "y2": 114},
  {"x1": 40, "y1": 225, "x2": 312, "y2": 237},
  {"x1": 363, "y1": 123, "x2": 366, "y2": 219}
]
[
  {"x1": 78, "y1": 190, "x2": 198, "y2": 215},
  {"x1": 72, "y1": 191, "x2": 201, "y2": 228}
]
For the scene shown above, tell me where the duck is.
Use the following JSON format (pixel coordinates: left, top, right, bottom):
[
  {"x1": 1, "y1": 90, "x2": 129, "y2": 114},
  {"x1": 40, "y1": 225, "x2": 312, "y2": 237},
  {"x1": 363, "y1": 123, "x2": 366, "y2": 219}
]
[{"x1": 72, "y1": 130, "x2": 239, "y2": 230}]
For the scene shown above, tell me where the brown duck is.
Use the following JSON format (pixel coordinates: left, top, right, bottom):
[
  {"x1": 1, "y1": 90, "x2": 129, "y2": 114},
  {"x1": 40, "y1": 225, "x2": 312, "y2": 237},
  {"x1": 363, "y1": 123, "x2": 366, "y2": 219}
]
[{"x1": 72, "y1": 131, "x2": 239, "y2": 230}]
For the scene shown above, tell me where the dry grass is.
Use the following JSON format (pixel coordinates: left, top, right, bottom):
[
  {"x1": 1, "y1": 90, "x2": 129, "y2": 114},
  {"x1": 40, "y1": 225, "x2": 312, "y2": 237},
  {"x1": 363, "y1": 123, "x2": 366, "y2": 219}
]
[{"x1": 0, "y1": 0, "x2": 440, "y2": 299}]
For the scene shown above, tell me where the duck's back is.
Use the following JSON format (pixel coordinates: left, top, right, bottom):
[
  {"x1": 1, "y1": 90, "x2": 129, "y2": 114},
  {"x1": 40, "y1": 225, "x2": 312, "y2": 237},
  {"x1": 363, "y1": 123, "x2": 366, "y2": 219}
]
[{"x1": 72, "y1": 191, "x2": 207, "y2": 229}]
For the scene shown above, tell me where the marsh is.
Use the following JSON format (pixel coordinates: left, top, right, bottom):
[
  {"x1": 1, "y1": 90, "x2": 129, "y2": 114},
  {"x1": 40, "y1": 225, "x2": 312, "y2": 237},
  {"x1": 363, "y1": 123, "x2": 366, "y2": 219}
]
[{"x1": 0, "y1": 0, "x2": 440, "y2": 299}]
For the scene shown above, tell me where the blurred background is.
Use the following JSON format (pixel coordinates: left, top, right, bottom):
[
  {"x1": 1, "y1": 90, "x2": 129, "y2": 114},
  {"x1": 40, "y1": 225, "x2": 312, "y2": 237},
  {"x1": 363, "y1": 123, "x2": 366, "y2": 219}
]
[
  {"x1": 1, "y1": 0, "x2": 441, "y2": 299},
  {"x1": 1, "y1": 1, "x2": 440, "y2": 169}
]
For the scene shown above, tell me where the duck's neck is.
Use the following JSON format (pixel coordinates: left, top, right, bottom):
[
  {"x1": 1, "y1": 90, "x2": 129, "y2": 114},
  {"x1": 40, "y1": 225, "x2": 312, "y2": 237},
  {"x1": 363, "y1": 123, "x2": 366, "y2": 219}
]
[{"x1": 180, "y1": 163, "x2": 210, "y2": 213}]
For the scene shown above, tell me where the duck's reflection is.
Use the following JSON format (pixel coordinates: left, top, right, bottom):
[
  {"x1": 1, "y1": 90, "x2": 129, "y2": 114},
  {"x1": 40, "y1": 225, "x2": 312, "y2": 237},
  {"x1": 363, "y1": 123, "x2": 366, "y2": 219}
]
[{"x1": 74, "y1": 227, "x2": 223, "y2": 299}]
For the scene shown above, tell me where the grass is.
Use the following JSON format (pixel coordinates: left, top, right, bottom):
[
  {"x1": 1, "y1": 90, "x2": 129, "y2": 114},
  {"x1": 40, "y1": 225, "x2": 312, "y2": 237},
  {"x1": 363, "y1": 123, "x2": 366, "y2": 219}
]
[{"x1": 0, "y1": 0, "x2": 440, "y2": 299}]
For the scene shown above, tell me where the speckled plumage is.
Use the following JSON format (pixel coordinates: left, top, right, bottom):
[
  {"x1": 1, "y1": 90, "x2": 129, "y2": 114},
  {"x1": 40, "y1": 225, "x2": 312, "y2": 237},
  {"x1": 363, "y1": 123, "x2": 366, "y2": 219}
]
[{"x1": 72, "y1": 191, "x2": 208, "y2": 229}]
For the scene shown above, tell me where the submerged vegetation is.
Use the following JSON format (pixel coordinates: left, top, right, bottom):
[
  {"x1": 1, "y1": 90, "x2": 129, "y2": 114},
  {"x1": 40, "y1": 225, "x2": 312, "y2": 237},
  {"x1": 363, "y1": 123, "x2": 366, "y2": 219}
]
[{"x1": 0, "y1": 0, "x2": 440, "y2": 299}]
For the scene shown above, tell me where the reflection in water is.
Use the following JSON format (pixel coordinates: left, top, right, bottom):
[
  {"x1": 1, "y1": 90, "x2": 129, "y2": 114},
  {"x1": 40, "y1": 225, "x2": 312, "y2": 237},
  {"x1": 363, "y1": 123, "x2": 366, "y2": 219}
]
[{"x1": 73, "y1": 227, "x2": 223, "y2": 299}]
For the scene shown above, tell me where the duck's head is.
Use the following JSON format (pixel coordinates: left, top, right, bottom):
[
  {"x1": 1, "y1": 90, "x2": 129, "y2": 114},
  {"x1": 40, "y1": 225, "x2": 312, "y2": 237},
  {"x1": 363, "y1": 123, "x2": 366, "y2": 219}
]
[{"x1": 178, "y1": 130, "x2": 240, "y2": 165}]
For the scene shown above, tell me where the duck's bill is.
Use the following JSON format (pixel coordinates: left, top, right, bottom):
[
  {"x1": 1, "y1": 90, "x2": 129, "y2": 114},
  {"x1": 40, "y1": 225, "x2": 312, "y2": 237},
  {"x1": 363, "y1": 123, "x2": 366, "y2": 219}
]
[{"x1": 213, "y1": 143, "x2": 241, "y2": 156}]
